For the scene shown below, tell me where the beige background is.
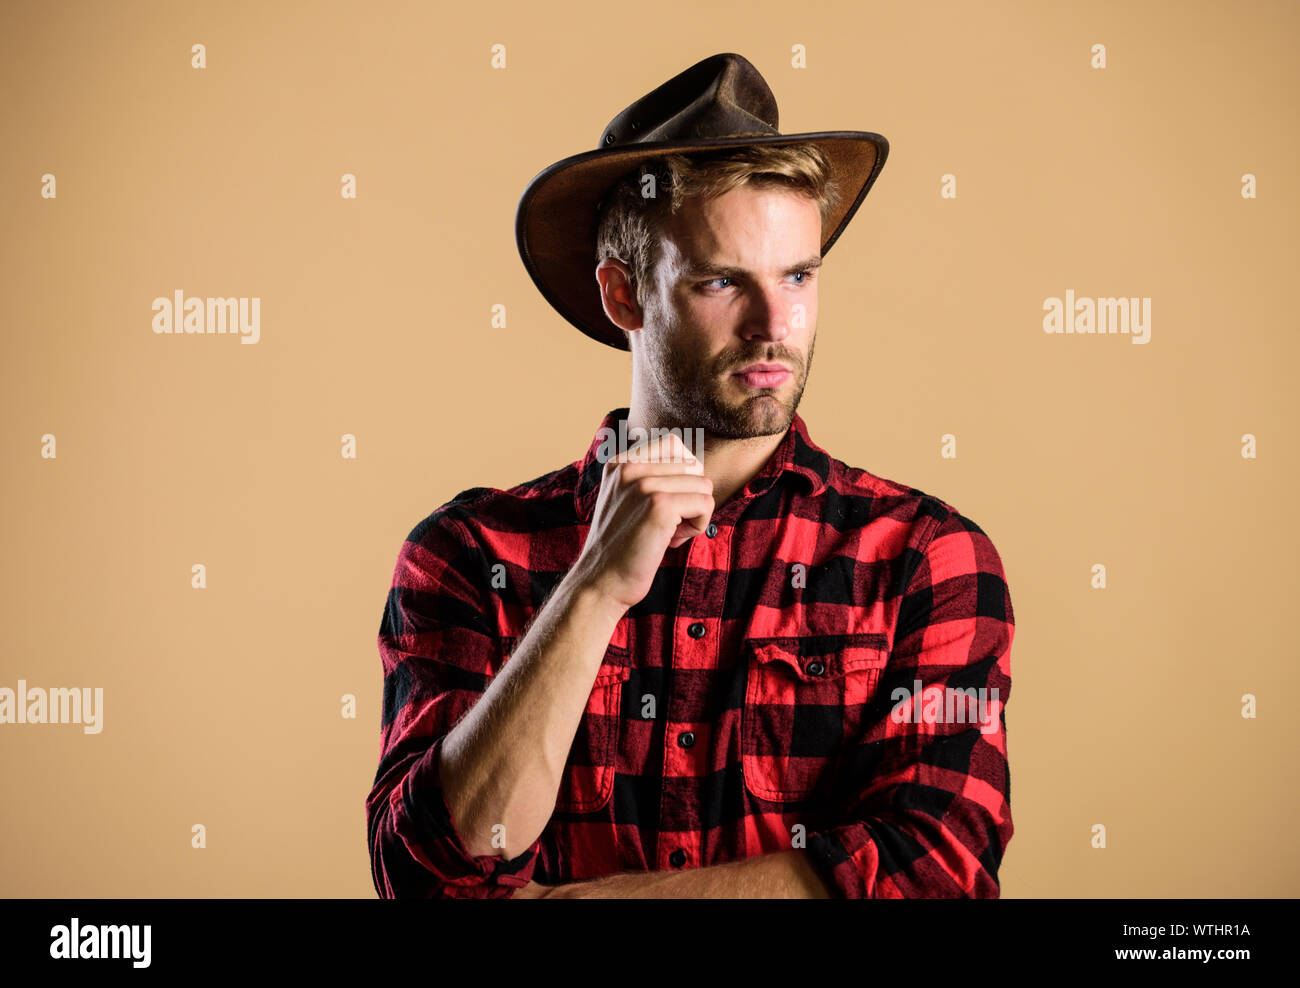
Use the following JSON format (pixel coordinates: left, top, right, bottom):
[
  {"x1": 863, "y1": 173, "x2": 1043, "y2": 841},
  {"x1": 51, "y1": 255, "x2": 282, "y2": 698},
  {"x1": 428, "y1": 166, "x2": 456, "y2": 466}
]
[{"x1": 1, "y1": 0, "x2": 1296, "y2": 897}]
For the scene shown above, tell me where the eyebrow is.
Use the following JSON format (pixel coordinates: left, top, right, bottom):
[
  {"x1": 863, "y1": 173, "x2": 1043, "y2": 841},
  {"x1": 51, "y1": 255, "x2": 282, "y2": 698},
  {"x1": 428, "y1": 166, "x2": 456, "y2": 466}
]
[{"x1": 682, "y1": 256, "x2": 823, "y2": 280}]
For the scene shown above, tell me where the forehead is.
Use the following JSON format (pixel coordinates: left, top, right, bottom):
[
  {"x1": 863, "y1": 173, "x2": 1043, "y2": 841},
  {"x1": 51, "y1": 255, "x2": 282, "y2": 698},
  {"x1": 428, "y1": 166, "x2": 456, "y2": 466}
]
[{"x1": 659, "y1": 185, "x2": 822, "y2": 269}]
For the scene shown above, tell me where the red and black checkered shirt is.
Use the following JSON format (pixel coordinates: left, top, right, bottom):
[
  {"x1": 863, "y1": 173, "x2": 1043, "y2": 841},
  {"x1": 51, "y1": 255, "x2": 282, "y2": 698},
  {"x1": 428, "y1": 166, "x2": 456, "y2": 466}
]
[{"x1": 367, "y1": 407, "x2": 1015, "y2": 898}]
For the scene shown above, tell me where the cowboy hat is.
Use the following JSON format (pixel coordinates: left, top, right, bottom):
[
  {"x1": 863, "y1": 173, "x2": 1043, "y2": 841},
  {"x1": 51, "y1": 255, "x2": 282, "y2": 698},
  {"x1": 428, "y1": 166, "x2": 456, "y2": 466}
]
[{"x1": 514, "y1": 51, "x2": 889, "y2": 352}]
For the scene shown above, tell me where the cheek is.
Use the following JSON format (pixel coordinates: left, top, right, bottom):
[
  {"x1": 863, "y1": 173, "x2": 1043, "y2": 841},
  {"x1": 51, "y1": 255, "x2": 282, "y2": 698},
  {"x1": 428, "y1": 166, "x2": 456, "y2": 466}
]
[
  {"x1": 790, "y1": 296, "x2": 816, "y2": 331},
  {"x1": 680, "y1": 290, "x2": 726, "y2": 323}
]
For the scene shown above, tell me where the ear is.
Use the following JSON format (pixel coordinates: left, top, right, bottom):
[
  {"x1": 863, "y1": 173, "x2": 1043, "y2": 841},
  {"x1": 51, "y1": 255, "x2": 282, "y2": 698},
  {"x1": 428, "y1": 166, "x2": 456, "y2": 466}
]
[{"x1": 595, "y1": 258, "x2": 645, "y2": 335}]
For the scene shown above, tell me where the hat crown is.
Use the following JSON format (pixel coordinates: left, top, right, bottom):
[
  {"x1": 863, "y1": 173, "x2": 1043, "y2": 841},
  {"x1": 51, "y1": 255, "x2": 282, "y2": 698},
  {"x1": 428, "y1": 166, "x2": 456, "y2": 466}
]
[{"x1": 598, "y1": 52, "x2": 780, "y2": 150}]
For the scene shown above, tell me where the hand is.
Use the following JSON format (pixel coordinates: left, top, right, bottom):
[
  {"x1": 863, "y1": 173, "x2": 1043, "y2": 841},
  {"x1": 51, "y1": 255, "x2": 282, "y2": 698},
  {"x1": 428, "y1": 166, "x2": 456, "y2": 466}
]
[{"x1": 569, "y1": 431, "x2": 714, "y2": 611}]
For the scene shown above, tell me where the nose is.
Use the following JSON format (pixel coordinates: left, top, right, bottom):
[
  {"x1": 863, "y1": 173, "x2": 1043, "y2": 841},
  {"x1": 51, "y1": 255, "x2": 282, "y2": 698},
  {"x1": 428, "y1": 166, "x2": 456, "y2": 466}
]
[{"x1": 740, "y1": 283, "x2": 795, "y2": 344}]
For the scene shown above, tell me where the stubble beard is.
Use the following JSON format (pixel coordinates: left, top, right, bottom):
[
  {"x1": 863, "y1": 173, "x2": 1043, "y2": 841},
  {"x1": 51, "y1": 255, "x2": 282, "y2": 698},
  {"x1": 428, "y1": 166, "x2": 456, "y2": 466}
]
[{"x1": 648, "y1": 319, "x2": 815, "y2": 441}]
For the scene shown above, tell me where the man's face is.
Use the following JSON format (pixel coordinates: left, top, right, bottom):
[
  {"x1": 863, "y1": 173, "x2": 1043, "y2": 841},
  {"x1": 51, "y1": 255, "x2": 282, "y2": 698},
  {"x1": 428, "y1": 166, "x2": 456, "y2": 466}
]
[{"x1": 635, "y1": 184, "x2": 822, "y2": 439}]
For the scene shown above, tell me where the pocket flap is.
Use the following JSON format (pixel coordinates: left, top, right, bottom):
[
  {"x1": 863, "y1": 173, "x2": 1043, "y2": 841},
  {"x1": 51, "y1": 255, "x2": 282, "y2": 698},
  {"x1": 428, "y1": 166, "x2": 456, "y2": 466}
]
[
  {"x1": 592, "y1": 640, "x2": 632, "y2": 685},
  {"x1": 746, "y1": 631, "x2": 889, "y2": 681}
]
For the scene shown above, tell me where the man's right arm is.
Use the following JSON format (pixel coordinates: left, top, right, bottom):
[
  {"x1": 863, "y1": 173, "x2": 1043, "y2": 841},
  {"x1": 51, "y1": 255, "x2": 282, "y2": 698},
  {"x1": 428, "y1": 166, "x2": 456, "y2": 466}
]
[
  {"x1": 436, "y1": 571, "x2": 629, "y2": 860},
  {"x1": 368, "y1": 433, "x2": 713, "y2": 897},
  {"x1": 365, "y1": 512, "x2": 625, "y2": 898}
]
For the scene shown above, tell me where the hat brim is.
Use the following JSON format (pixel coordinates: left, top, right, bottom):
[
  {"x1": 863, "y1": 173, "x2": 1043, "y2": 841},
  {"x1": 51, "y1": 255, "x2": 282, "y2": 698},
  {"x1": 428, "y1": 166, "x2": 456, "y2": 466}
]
[{"x1": 515, "y1": 131, "x2": 889, "y2": 352}]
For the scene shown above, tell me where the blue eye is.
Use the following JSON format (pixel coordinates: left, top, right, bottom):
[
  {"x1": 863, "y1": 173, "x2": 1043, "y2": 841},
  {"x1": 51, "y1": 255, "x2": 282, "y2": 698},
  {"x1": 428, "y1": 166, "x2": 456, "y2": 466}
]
[{"x1": 699, "y1": 270, "x2": 813, "y2": 292}]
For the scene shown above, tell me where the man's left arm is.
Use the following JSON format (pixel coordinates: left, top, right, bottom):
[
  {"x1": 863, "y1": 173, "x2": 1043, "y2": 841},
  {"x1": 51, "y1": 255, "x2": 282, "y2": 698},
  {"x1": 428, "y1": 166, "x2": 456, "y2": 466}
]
[
  {"x1": 801, "y1": 508, "x2": 1015, "y2": 898},
  {"x1": 516, "y1": 849, "x2": 831, "y2": 898}
]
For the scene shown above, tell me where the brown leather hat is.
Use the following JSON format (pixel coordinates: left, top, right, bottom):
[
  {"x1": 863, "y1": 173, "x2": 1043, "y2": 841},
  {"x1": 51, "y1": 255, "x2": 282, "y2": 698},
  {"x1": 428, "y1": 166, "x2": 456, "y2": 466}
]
[{"x1": 514, "y1": 52, "x2": 889, "y2": 352}]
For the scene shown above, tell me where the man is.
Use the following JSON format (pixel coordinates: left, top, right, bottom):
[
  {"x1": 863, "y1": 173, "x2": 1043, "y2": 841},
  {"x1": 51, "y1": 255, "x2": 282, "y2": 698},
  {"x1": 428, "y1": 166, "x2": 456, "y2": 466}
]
[{"x1": 366, "y1": 52, "x2": 1015, "y2": 898}]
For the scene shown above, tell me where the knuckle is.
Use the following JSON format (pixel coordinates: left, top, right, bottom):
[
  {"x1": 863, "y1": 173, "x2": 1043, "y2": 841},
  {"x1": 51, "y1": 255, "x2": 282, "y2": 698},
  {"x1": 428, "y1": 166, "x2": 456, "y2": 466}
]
[{"x1": 647, "y1": 494, "x2": 674, "y2": 521}]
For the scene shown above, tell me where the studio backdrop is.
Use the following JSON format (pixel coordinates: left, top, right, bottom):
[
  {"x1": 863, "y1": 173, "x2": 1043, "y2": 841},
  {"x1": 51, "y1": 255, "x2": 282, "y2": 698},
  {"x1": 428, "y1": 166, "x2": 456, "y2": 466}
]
[{"x1": 1, "y1": 0, "x2": 1296, "y2": 897}]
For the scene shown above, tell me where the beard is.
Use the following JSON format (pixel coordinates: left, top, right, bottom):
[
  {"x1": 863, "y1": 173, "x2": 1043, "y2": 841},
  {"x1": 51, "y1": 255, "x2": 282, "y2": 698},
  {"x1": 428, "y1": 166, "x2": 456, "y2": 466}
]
[{"x1": 644, "y1": 319, "x2": 815, "y2": 440}]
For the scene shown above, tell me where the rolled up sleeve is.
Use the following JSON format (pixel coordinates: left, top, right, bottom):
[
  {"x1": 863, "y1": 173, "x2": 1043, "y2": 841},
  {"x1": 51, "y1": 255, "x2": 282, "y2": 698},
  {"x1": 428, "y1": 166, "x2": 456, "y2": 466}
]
[
  {"x1": 804, "y1": 508, "x2": 1015, "y2": 898},
  {"x1": 366, "y1": 510, "x2": 541, "y2": 898}
]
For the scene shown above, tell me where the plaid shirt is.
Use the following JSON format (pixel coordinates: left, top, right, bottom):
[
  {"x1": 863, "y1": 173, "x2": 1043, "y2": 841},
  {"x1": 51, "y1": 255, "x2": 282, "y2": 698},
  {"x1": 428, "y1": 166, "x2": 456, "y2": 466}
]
[{"x1": 367, "y1": 407, "x2": 1015, "y2": 898}]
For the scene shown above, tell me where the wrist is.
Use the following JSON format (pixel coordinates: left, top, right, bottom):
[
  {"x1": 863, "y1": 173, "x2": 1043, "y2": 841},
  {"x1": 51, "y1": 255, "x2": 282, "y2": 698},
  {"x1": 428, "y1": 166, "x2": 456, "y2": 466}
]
[{"x1": 561, "y1": 569, "x2": 630, "y2": 625}]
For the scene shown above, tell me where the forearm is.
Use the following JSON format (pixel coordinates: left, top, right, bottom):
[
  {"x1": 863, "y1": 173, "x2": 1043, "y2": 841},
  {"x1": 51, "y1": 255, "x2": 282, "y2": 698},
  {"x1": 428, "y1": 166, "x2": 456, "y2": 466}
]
[
  {"x1": 438, "y1": 572, "x2": 628, "y2": 859},
  {"x1": 530, "y1": 849, "x2": 832, "y2": 899}
]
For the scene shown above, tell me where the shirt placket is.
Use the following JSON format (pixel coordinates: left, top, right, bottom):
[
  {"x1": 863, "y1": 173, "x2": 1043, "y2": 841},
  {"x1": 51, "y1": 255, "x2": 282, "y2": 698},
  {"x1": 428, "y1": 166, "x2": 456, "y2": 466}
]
[{"x1": 653, "y1": 470, "x2": 768, "y2": 872}]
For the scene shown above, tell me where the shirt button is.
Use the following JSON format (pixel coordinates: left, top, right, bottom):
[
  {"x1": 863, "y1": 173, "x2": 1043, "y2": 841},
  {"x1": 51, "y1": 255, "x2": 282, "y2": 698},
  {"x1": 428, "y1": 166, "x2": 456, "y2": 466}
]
[
  {"x1": 669, "y1": 849, "x2": 686, "y2": 867},
  {"x1": 677, "y1": 730, "x2": 695, "y2": 748},
  {"x1": 706, "y1": 523, "x2": 717, "y2": 537},
  {"x1": 806, "y1": 660, "x2": 826, "y2": 677},
  {"x1": 688, "y1": 622, "x2": 706, "y2": 639}
]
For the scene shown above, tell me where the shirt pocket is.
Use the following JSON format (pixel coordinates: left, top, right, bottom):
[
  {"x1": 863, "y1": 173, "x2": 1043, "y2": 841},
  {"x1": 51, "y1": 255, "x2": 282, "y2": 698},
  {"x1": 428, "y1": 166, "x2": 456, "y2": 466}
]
[
  {"x1": 500, "y1": 634, "x2": 632, "y2": 814},
  {"x1": 741, "y1": 632, "x2": 890, "y2": 802}
]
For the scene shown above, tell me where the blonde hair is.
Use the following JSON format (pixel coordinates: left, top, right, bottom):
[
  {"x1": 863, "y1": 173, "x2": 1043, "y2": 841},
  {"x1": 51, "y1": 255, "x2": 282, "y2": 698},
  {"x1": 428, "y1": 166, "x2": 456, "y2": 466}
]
[{"x1": 594, "y1": 144, "x2": 841, "y2": 339}]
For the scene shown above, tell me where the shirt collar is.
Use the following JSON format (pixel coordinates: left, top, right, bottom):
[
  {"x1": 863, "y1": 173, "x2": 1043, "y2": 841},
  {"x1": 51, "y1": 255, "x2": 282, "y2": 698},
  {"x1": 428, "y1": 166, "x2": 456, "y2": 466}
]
[{"x1": 573, "y1": 407, "x2": 831, "y2": 523}]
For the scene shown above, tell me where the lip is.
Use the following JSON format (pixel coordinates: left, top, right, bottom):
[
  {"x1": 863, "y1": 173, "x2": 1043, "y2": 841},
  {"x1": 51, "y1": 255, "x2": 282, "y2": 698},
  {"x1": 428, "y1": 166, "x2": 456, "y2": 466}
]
[{"x1": 732, "y1": 363, "x2": 792, "y2": 389}]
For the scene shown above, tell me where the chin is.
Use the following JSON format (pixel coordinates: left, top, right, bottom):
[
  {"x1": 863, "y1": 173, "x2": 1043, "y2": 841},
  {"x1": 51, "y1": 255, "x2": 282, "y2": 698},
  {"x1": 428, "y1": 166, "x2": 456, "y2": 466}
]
[{"x1": 737, "y1": 397, "x2": 793, "y2": 430}]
